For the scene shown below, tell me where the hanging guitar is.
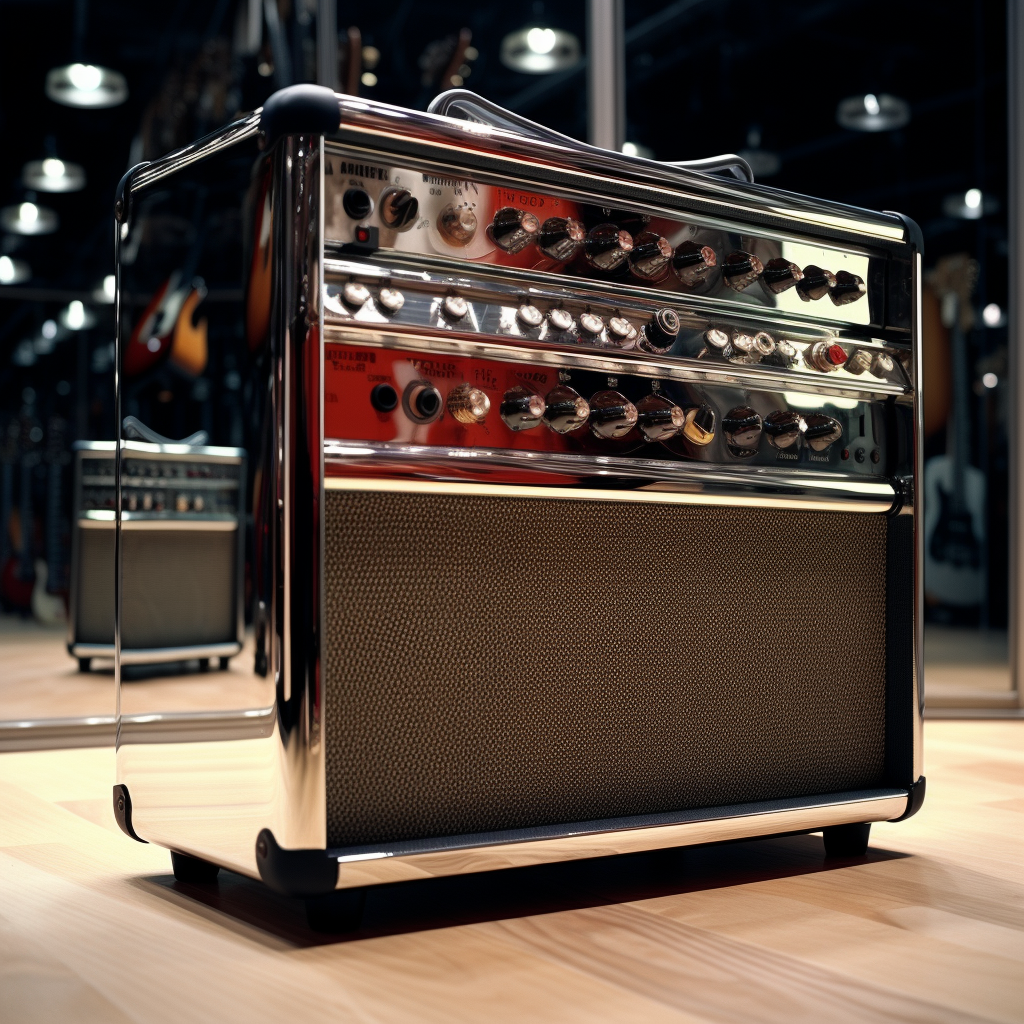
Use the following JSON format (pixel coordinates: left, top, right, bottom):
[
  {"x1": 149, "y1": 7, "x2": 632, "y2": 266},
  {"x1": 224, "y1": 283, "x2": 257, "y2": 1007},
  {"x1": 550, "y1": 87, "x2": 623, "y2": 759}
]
[{"x1": 923, "y1": 254, "x2": 986, "y2": 610}]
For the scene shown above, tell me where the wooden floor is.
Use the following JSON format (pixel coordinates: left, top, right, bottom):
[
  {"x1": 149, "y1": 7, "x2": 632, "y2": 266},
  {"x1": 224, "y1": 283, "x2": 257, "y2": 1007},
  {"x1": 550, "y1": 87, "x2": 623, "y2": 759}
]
[{"x1": 0, "y1": 721, "x2": 1020, "y2": 1023}]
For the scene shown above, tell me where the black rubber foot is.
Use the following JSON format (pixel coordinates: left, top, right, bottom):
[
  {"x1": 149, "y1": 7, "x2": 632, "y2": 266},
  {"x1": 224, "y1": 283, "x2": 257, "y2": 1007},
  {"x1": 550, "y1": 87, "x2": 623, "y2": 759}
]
[
  {"x1": 78, "y1": 657, "x2": 91, "y2": 673},
  {"x1": 171, "y1": 850, "x2": 221, "y2": 883},
  {"x1": 218, "y1": 656, "x2": 230, "y2": 670},
  {"x1": 305, "y1": 888, "x2": 366, "y2": 933},
  {"x1": 823, "y1": 822, "x2": 871, "y2": 858}
]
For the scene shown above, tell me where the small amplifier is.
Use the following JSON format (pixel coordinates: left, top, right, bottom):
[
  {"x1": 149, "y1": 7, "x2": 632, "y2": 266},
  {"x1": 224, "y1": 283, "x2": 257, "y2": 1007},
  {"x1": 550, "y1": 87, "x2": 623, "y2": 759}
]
[
  {"x1": 113, "y1": 86, "x2": 924, "y2": 927},
  {"x1": 69, "y1": 436, "x2": 245, "y2": 672}
]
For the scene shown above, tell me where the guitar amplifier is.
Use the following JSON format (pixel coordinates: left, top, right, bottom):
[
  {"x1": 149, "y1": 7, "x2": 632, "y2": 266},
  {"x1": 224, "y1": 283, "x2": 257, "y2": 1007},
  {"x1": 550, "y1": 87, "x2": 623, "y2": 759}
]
[
  {"x1": 69, "y1": 439, "x2": 245, "y2": 672},
  {"x1": 112, "y1": 86, "x2": 924, "y2": 923}
]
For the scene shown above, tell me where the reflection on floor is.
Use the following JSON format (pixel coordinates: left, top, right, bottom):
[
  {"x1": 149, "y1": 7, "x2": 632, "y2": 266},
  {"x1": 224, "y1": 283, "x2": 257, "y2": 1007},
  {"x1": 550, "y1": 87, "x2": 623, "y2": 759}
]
[
  {"x1": 0, "y1": 720, "x2": 1020, "y2": 1023},
  {"x1": 925, "y1": 625, "x2": 1018, "y2": 710}
]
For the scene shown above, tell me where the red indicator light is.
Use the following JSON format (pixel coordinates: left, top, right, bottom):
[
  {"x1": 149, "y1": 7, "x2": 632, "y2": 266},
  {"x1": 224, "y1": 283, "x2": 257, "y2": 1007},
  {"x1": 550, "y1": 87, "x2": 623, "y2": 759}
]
[
  {"x1": 355, "y1": 226, "x2": 371, "y2": 243},
  {"x1": 841, "y1": 448, "x2": 850, "y2": 460},
  {"x1": 826, "y1": 343, "x2": 847, "y2": 366}
]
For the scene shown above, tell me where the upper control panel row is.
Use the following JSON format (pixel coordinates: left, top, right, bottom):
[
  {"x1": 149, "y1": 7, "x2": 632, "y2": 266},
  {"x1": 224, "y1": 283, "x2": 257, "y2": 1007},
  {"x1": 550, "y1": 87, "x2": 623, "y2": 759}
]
[{"x1": 323, "y1": 149, "x2": 912, "y2": 333}]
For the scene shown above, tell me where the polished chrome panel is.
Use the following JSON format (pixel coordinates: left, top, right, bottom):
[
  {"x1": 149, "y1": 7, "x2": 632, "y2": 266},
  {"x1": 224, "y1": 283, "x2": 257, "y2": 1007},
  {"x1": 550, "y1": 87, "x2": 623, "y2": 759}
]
[
  {"x1": 79, "y1": 516, "x2": 238, "y2": 531},
  {"x1": 0, "y1": 716, "x2": 117, "y2": 753},
  {"x1": 912, "y1": 250, "x2": 925, "y2": 779},
  {"x1": 324, "y1": 790, "x2": 909, "y2": 889},
  {"x1": 81, "y1": 642, "x2": 243, "y2": 665},
  {"x1": 324, "y1": 442, "x2": 897, "y2": 512}
]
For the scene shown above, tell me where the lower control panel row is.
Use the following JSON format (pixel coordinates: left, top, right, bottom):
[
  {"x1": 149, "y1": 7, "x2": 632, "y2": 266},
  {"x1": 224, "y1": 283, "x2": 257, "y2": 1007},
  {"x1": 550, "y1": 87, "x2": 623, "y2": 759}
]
[{"x1": 324, "y1": 342, "x2": 889, "y2": 471}]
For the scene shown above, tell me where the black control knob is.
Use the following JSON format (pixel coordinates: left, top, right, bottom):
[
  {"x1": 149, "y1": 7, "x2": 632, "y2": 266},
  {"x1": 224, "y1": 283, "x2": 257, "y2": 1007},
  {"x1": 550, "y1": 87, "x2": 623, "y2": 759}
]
[
  {"x1": 682, "y1": 405, "x2": 716, "y2": 446},
  {"x1": 763, "y1": 410, "x2": 804, "y2": 449},
  {"x1": 584, "y1": 223, "x2": 633, "y2": 271},
  {"x1": 723, "y1": 406, "x2": 762, "y2": 458},
  {"x1": 721, "y1": 251, "x2": 764, "y2": 292},
  {"x1": 500, "y1": 386, "x2": 546, "y2": 431},
  {"x1": 639, "y1": 308, "x2": 680, "y2": 353},
  {"x1": 490, "y1": 207, "x2": 540, "y2": 254},
  {"x1": 672, "y1": 241, "x2": 717, "y2": 287},
  {"x1": 379, "y1": 187, "x2": 418, "y2": 230},
  {"x1": 538, "y1": 217, "x2": 585, "y2": 262},
  {"x1": 761, "y1": 258, "x2": 804, "y2": 294},
  {"x1": 543, "y1": 385, "x2": 590, "y2": 433},
  {"x1": 830, "y1": 270, "x2": 866, "y2": 306},
  {"x1": 404, "y1": 381, "x2": 443, "y2": 423},
  {"x1": 636, "y1": 394, "x2": 685, "y2": 442},
  {"x1": 589, "y1": 390, "x2": 638, "y2": 439},
  {"x1": 342, "y1": 188, "x2": 373, "y2": 220},
  {"x1": 796, "y1": 265, "x2": 837, "y2": 301},
  {"x1": 370, "y1": 382, "x2": 398, "y2": 412},
  {"x1": 437, "y1": 204, "x2": 478, "y2": 247},
  {"x1": 803, "y1": 414, "x2": 843, "y2": 452},
  {"x1": 628, "y1": 231, "x2": 674, "y2": 281}
]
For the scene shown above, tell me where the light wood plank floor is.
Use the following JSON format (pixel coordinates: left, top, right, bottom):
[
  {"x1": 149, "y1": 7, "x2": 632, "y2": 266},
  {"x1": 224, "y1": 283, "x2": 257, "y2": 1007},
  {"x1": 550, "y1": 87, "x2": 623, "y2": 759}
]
[{"x1": 0, "y1": 720, "x2": 1021, "y2": 1023}]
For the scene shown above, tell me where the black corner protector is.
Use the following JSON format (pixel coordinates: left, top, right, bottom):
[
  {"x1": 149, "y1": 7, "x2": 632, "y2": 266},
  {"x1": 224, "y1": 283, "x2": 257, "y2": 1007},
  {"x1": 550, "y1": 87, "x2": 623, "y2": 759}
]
[
  {"x1": 889, "y1": 776, "x2": 926, "y2": 822},
  {"x1": 113, "y1": 784, "x2": 147, "y2": 843},
  {"x1": 258, "y1": 85, "x2": 340, "y2": 149},
  {"x1": 255, "y1": 828, "x2": 339, "y2": 897},
  {"x1": 884, "y1": 211, "x2": 924, "y2": 254},
  {"x1": 114, "y1": 162, "x2": 151, "y2": 223}
]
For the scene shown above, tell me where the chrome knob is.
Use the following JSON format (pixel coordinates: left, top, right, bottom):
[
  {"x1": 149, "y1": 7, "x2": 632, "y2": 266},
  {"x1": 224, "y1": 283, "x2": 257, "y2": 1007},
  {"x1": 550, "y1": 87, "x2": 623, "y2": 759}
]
[
  {"x1": 516, "y1": 303, "x2": 544, "y2": 329},
  {"x1": 579, "y1": 312, "x2": 604, "y2": 336},
  {"x1": 437, "y1": 204, "x2": 478, "y2": 247},
  {"x1": 723, "y1": 406, "x2": 762, "y2": 457},
  {"x1": 377, "y1": 287, "x2": 405, "y2": 314},
  {"x1": 379, "y1": 187, "x2": 419, "y2": 230},
  {"x1": 721, "y1": 251, "x2": 763, "y2": 291},
  {"x1": 404, "y1": 381, "x2": 443, "y2": 423},
  {"x1": 490, "y1": 207, "x2": 540, "y2": 253},
  {"x1": 682, "y1": 404, "x2": 716, "y2": 446},
  {"x1": 807, "y1": 341, "x2": 848, "y2": 372},
  {"x1": 803, "y1": 414, "x2": 843, "y2": 452},
  {"x1": 584, "y1": 223, "x2": 633, "y2": 271},
  {"x1": 538, "y1": 216, "x2": 585, "y2": 262},
  {"x1": 589, "y1": 390, "x2": 638, "y2": 439},
  {"x1": 500, "y1": 386, "x2": 546, "y2": 430},
  {"x1": 446, "y1": 383, "x2": 490, "y2": 424},
  {"x1": 796, "y1": 265, "x2": 836, "y2": 301},
  {"x1": 729, "y1": 330, "x2": 775, "y2": 364},
  {"x1": 703, "y1": 326, "x2": 730, "y2": 356},
  {"x1": 761, "y1": 258, "x2": 804, "y2": 294},
  {"x1": 547, "y1": 308, "x2": 574, "y2": 332},
  {"x1": 341, "y1": 281, "x2": 370, "y2": 309},
  {"x1": 830, "y1": 270, "x2": 866, "y2": 306},
  {"x1": 871, "y1": 352, "x2": 895, "y2": 376},
  {"x1": 628, "y1": 231, "x2": 673, "y2": 281},
  {"x1": 638, "y1": 308, "x2": 680, "y2": 353},
  {"x1": 672, "y1": 241, "x2": 716, "y2": 287},
  {"x1": 763, "y1": 409, "x2": 804, "y2": 449},
  {"x1": 844, "y1": 349, "x2": 873, "y2": 375},
  {"x1": 763, "y1": 338, "x2": 798, "y2": 368},
  {"x1": 636, "y1": 394, "x2": 685, "y2": 442},
  {"x1": 607, "y1": 316, "x2": 637, "y2": 346},
  {"x1": 441, "y1": 294, "x2": 469, "y2": 322},
  {"x1": 543, "y1": 385, "x2": 589, "y2": 433}
]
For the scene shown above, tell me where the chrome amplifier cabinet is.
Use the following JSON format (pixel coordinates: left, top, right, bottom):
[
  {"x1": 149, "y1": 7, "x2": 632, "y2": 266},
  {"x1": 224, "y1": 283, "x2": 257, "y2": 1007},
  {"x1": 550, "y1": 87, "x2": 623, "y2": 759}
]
[
  {"x1": 70, "y1": 440, "x2": 245, "y2": 671},
  {"x1": 113, "y1": 86, "x2": 924, "y2": 919}
]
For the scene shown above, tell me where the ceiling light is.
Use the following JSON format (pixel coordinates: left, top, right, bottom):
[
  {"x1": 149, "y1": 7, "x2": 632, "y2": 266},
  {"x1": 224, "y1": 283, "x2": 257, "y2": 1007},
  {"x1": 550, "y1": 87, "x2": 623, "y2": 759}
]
[
  {"x1": 41, "y1": 319, "x2": 59, "y2": 340},
  {"x1": 943, "y1": 188, "x2": 996, "y2": 220},
  {"x1": 500, "y1": 26, "x2": 580, "y2": 74},
  {"x1": 59, "y1": 300, "x2": 97, "y2": 331},
  {"x1": 982, "y1": 303, "x2": 1006, "y2": 328},
  {"x1": 1, "y1": 202, "x2": 58, "y2": 235},
  {"x1": 836, "y1": 92, "x2": 910, "y2": 132},
  {"x1": 23, "y1": 157, "x2": 86, "y2": 192},
  {"x1": 93, "y1": 274, "x2": 115, "y2": 304},
  {"x1": 0, "y1": 255, "x2": 30, "y2": 284},
  {"x1": 45, "y1": 63, "x2": 128, "y2": 108}
]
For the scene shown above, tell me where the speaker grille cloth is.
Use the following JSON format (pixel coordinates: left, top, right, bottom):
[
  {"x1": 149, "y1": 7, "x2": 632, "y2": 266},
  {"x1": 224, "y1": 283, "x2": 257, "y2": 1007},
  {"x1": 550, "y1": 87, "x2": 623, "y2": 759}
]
[{"x1": 324, "y1": 490, "x2": 887, "y2": 847}]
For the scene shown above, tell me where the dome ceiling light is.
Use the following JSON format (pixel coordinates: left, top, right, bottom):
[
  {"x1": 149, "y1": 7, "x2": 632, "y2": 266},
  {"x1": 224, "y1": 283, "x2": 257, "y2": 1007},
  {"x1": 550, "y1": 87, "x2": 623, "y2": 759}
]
[
  {"x1": 943, "y1": 187, "x2": 997, "y2": 220},
  {"x1": 59, "y1": 300, "x2": 97, "y2": 331},
  {"x1": 22, "y1": 158, "x2": 86, "y2": 193},
  {"x1": 45, "y1": 63, "x2": 128, "y2": 108},
  {"x1": 836, "y1": 92, "x2": 910, "y2": 132},
  {"x1": 1, "y1": 202, "x2": 59, "y2": 236},
  {"x1": 0, "y1": 255, "x2": 31, "y2": 284},
  {"x1": 500, "y1": 26, "x2": 580, "y2": 74}
]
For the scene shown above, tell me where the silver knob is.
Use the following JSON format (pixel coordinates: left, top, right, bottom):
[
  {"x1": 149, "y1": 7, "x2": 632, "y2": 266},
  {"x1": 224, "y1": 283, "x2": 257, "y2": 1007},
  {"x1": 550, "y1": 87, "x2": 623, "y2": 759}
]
[
  {"x1": 500, "y1": 386, "x2": 546, "y2": 431},
  {"x1": 607, "y1": 316, "x2": 637, "y2": 346},
  {"x1": 548, "y1": 308, "x2": 574, "y2": 332},
  {"x1": 579, "y1": 312, "x2": 604, "y2": 336},
  {"x1": 636, "y1": 394, "x2": 685, "y2": 442},
  {"x1": 377, "y1": 287, "x2": 405, "y2": 314},
  {"x1": 804, "y1": 414, "x2": 843, "y2": 452},
  {"x1": 341, "y1": 281, "x2": 370, "y2": 309},
  {"x1": 543, "y1": 385, "x2": 590, "y2": 433},
  {"x1": 589, "y1": 390, "x2": 638, "y2": 439},
  {"x1": 723, "y1": 406, "x2": 762, "y2": 457},
  {"x1": 490, "y1": 207, "x2": 540, "y2": 253},
  {"x1": 703, "y1": 327, "x2": 730, "y2": 355},
  {"x1": 516, "y1": 303, "x2": 544, "y2": 329},
  {"x1": 763, "y1": 410, "x2": 804, "y2": 449},
  {"x1": 441, "y1": 294, "x2": 469, "y2": 322},
  {"x1": 437, "y1": 204, "x2": 478, "y2": 247}
]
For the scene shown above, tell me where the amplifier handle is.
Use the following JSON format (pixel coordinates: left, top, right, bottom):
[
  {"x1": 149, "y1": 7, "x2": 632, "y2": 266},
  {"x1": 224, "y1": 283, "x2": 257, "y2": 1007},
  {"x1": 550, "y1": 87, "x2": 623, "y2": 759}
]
[
  {"x1": 122, "y1": 415, "x2": 208, "y2": 447},
  {"x1": 427, "y1": 88, "x2": 754, "y2": 183}
]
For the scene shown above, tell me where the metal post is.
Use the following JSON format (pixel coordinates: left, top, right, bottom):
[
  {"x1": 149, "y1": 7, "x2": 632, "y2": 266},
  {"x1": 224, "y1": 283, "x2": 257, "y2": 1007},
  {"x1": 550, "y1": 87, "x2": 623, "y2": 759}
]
[
  {"x1": 1008, "y1": 0, "x2": 1024, "y2": 706},
  {"x1": 587, "y1": 0, "x2": 625, "y2": 151},
  {"x1": 317, "y1": 0, "x2": 339, "y2": 91}
]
